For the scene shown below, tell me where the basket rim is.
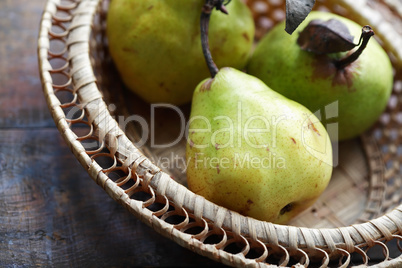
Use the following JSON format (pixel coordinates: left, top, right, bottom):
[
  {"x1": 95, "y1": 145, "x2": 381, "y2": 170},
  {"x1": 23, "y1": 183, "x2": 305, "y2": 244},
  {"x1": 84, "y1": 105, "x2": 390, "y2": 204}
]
[{"x1": 37, "y1": 0, "x2": 402, "y2": 267}]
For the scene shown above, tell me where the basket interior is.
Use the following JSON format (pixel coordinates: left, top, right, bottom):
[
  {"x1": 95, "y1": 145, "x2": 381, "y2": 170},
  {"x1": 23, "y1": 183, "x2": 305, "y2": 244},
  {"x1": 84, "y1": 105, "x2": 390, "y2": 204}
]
[{"x1": 88, "y1": 0, "x2": 402, "y2": 229}]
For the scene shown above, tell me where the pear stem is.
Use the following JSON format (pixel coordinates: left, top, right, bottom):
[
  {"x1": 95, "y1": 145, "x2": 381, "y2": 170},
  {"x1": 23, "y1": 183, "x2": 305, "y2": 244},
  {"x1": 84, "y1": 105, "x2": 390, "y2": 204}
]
[
  {"x1": 200, "y1": 0, "x2": 229, "y2": 78},
  {"x1": 335, "y1": 25, "x2": 374, "y2": 69}
]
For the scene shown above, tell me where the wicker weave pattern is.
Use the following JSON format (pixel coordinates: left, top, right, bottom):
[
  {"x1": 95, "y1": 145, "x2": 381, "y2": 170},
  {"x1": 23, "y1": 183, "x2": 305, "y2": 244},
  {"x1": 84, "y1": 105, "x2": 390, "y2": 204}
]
[{"x1": 38, "y1": 0, "x2": 402, "y2": 267}]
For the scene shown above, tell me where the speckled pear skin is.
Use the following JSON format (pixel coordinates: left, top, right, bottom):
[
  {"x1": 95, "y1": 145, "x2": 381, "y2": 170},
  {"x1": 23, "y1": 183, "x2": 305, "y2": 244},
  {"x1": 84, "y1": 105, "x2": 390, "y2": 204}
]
[
  {"x1": 247, "y1": 11, "x2": 393, "y2": 141},
  {"x1": 186, "y1": 68, "x2": 333, "y2": 224},
  {"x1": 106, "y1": 0, "x2": 255, "y2": 105}
]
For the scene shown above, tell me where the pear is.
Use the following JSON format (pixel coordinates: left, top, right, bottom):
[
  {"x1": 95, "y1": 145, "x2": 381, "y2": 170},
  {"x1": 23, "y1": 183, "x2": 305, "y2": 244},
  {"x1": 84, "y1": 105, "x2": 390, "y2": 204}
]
[
  {"x1": 186, "y1": 67, "x2": 333, "y2": 224},
  {"x1": 106, "y1": 0, "x2": 255, "y2": 105},
  {"x1": 247, "y1": 11, "x2": 393, "y2": 141}
]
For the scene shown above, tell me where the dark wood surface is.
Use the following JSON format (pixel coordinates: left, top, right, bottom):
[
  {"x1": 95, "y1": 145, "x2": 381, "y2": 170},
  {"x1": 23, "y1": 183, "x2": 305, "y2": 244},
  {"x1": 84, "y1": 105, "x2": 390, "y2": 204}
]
[{"x1": 0, "y1": 0, "x2": 225, "y2": 266}]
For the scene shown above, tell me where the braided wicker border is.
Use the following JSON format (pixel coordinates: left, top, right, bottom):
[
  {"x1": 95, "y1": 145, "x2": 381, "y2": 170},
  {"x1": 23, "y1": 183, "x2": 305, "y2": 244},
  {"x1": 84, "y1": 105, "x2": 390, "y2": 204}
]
[{"x1": 38, "y1": 0, "x2": 402, "y2": 267}]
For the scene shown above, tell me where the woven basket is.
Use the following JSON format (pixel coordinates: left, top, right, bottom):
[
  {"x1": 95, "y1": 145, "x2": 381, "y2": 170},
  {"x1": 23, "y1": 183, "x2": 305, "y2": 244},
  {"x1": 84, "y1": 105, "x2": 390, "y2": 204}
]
[{"x1": 38, "y1": 0, "x2": 402, "y2": 267}]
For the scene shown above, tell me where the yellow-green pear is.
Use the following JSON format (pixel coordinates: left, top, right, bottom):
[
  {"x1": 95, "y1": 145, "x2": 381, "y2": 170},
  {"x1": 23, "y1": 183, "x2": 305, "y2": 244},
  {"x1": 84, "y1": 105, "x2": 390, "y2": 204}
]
[
  {"x1": 106, "y1": 0, "x2": 255, "y2": 105},
  {"x1": 186, "y1": 67, "x2": 333, "y2": 224},
  {"x1": 247, "y1": 11, "x2": 393, "y2": 141}
]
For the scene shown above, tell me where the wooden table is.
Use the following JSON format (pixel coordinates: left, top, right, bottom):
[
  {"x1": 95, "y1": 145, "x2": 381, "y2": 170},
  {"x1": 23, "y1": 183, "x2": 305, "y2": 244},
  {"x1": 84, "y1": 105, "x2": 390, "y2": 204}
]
[{"x1": 0, "y1": 0, "x2": 225, "y2": 266}]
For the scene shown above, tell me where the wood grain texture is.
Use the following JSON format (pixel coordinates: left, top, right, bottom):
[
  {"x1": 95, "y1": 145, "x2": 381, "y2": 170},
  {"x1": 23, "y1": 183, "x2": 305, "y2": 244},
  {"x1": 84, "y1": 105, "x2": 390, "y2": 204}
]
[
  {"x1": 0, "y1": 0, "x2": 226, "y2": 266},
  {"x1": 0, "y1": 130, "x2": 224, "y2": 267},
  {"x1": 0, "y1": 0, "x2": 54, "y2": 128}
]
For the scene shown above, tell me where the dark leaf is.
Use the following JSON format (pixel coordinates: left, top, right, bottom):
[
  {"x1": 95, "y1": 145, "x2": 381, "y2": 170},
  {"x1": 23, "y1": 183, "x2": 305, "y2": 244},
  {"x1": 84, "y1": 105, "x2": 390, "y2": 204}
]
[
  {"x1": 285, "y1": 0, "x2": 316, "y2": 34},
  {"x1": 297, "y1": 19, "x2": 358, "y2": 54}
]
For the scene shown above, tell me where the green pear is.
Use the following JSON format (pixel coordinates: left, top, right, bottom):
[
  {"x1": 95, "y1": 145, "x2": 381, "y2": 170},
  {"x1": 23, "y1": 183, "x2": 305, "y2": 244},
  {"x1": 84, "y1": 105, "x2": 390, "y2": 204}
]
[
  {"x1": 106, "y1": 0, "x2": 255, "y2": 105},
  {"x1": 247, "y1": 11, "x2": 393, "y2": 141},
  {"x1": 186, "y1": 67, "x2": 333, "y2": 224}
]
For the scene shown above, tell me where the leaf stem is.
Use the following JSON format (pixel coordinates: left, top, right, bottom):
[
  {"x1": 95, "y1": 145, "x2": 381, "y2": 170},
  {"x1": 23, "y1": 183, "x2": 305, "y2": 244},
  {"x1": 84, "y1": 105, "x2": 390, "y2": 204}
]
[
  {"x1": 200, "y1": 0, "x2": 229, "y2": 78},
  {"x1": 335, "y1": 25, "x2": 374, "y2": 69}
]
